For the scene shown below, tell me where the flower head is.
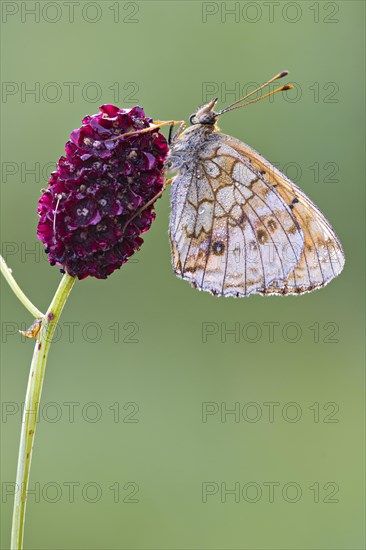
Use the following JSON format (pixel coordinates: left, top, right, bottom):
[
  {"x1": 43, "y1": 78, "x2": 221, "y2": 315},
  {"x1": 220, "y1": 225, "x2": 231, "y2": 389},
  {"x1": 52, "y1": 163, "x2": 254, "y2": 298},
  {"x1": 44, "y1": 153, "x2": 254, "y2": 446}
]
[{"x1": 37, "y1": 105, "x2": 168, "y2": 279}]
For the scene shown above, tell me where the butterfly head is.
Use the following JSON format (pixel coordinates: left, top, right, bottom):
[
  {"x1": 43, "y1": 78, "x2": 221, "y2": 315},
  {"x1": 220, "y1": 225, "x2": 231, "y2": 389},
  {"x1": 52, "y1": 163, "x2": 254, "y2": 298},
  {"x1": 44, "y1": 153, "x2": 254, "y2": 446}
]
[{"x1": 189, "y1": 98, "x2": 219, "y2": 126}]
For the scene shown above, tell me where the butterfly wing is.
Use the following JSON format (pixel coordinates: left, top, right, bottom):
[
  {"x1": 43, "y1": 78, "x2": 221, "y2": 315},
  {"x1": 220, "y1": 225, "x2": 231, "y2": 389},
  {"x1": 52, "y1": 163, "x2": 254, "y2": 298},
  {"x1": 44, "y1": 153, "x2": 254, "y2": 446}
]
[
  {"x1": 169, "y1": 133, "x2": 305, "y2": 297},
  {"x1": 216, "y1": 134, "x2": 345, "y2": 294}
]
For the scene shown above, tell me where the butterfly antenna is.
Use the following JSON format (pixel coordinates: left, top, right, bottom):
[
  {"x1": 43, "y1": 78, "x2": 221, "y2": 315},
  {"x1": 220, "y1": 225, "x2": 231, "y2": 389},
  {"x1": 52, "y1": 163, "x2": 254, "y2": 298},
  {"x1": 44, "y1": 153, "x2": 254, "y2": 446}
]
[
  {"x1": 217, "y1": 70, "x2": 292, "y2": 115},
  {"x1": 218, "y1": 84, "x2": 294, "y2": 114}
]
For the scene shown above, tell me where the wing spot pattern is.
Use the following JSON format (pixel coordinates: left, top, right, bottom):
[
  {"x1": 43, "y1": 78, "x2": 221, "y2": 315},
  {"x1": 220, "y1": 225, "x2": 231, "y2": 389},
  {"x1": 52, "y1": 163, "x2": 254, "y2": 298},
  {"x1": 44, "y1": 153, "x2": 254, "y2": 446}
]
[
  {"x1": 257, "y1": 229, "x2": 268, "y2": 244},
  {"x1": 212, "y1": 241, "x2": 225, "y2": 255}
]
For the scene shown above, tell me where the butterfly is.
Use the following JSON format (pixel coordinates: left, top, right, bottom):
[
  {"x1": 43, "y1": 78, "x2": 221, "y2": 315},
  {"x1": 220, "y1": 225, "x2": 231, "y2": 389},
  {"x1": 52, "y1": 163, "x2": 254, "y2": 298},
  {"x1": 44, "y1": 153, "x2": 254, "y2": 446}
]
[{"x1": 165, "y1": 71, "x2": 345, "y2": 297}]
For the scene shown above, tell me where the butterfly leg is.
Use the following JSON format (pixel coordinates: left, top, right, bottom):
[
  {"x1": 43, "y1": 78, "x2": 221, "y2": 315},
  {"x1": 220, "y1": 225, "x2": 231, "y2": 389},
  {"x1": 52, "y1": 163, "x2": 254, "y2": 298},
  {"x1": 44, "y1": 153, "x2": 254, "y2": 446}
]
[
  {"x1": 107, "y1": 120, "x2": 185, "y2": 143},
  {"x1": 168, "y1": 120, "x2": 186, "y2": 145},
  {"x1": 122, "y1": 178, "x2": 174, "y2": 233}
]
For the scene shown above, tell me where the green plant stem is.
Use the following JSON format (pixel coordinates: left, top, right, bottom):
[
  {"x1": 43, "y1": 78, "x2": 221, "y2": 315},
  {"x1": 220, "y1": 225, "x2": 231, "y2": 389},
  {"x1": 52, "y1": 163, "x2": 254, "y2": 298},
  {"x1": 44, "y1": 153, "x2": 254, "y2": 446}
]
[
  {"x1": 10, "y1": 273, "x2": 76, "y2": 550},
  {"x1": 0, "y1": 255, "x2": 43, "y2": 319}
]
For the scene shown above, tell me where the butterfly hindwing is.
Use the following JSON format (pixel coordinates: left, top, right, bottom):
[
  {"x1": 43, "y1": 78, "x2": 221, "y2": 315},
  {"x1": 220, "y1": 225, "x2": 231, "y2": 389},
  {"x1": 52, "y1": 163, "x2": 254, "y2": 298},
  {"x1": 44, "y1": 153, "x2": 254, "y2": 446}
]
[{"x1": 169, "y1": 133, "x2": 306, "y2": 296}]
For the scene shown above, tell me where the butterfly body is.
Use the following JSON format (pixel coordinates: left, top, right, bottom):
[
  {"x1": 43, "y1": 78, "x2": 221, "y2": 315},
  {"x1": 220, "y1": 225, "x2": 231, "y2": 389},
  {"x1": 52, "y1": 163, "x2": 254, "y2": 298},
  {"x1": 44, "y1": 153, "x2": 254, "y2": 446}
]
[{"x1": 166, "y1": 79, "x2": 345, "y2": 298}]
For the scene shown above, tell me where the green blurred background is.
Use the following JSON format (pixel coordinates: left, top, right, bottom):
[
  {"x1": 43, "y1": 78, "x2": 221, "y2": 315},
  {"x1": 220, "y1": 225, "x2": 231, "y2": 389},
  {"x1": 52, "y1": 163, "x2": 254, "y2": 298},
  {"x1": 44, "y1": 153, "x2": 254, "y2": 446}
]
[{"x1": 1, "y1": 1, "x2": 365, "y2": 548}]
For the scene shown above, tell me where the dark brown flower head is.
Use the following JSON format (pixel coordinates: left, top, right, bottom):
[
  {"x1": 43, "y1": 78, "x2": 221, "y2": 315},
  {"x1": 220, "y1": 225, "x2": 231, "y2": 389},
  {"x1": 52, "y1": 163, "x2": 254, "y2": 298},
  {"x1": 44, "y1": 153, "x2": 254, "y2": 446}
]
[{"x1": 37, "y1": 105, "x2": 168, "y2": 279}]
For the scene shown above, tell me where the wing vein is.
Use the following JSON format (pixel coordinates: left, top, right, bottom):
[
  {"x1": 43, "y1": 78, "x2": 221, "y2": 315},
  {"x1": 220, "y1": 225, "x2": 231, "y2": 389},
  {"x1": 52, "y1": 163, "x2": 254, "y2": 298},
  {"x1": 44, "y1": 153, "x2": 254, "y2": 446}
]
[{"x1": 221, "y1": 216, "x2": 230, "y2": 295}]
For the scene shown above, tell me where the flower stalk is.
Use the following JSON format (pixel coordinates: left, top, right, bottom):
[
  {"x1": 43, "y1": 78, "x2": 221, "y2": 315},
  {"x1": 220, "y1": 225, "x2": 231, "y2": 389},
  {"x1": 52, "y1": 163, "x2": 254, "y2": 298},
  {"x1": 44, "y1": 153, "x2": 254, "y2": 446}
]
[
  {"x1": 0, "y1": 256, "x2": 43, "y2": 319},
  {"x1": 10, "y1": 273, "x2": 76, "y2": 550},
  {"x1": 2, "y1": 104, "x2": 170, "y2": 549}
]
